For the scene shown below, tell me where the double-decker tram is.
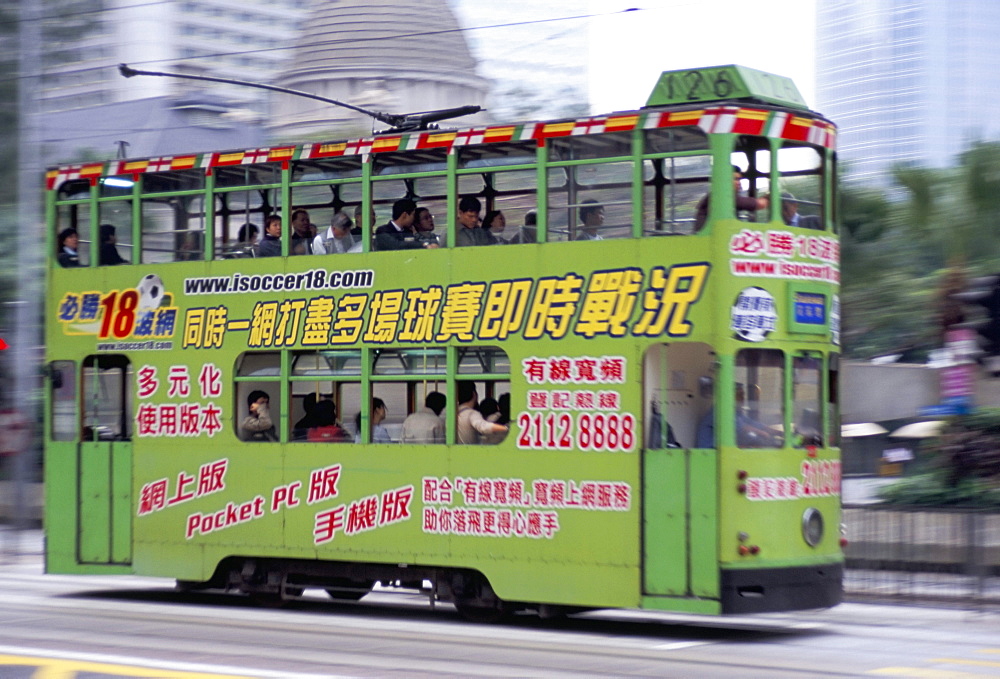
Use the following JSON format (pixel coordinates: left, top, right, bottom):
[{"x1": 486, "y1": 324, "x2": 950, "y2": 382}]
[{"x1": 44, "y1": 65, "x2": 842, "y2": 619}]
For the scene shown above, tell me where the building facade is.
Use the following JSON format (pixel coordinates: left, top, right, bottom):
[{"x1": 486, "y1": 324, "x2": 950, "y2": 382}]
[
  {"x1": 816, "y1": 0, "x2": 1000, "y2": 185},
  {"x1": 39, "y1": 0, "x2": 309, "y2": 114}
]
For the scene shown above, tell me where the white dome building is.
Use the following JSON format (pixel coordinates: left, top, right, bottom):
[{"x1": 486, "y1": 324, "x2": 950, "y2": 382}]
[{"x1": 268, "y1": 0, "x2": 489, "y2": 140}]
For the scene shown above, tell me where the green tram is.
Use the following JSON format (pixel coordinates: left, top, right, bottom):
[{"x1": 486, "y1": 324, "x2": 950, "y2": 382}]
[{"x1": 44, "y1": 66, "x2": 842, "y2": 619}]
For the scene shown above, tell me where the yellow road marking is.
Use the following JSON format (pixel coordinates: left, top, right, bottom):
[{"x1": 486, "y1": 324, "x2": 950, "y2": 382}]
[
  {"x1": 869, "y1": 668, "x2": 990, "y2": 677},
  {"x1": 0, "y1": 653, "x2": 250, "y2": 678},
  {"x1": 931, "y1": 658, "x2": 1000, "y2": 668}
]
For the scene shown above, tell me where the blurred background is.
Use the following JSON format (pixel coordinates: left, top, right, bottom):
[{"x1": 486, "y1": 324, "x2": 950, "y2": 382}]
[{"x1": 5, "y1": 0, "x2": 1000, "y2": 520}]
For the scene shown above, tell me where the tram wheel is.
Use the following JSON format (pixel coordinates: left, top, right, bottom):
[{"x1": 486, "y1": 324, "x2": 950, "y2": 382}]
[
  {"x1": 453, "y1": 598, "x2": 507, "y2": 623},
  {"x1": 324, "y1": 578, "x2": 374, "y2": 601}
]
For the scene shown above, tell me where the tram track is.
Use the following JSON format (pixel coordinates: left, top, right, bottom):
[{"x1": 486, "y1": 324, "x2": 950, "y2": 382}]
[{"x1": 0, "y1": 581, "x2": 875, "y2": 678}]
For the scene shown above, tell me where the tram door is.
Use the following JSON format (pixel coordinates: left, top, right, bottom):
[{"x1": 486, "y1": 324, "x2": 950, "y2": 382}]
[
  {"x1": 77, "y1": 355, "x2": 133, "y2": 565},
  {"x1": 642, "y1": 343, "x2": 718, "y2": 599}
]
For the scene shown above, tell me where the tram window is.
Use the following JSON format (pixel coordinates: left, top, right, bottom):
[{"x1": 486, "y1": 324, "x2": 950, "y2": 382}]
[
  {"x1": 98, "y1": 176, "x2": 134, "y2": 199},
  {"x1": 777, "y1": 143, "x2": 825, "y2": 230},
  {"x1": 828, "y1": 353, "x2": 840, "y2": 447},
  {"x1": 457, "y1": 169, "x2": 537, "y2": 243},
  {"x1": 290, "y1": 381, "x2": 350, "y2": 443},
  {"x1": 454, "y1": 346, "x2": 510, "y2": 445},
  {"x1": 458, "y1": 141, "x2": 536, "y2": 169},
  {"x1": 234, "y1": 352, "x2": 280, "y2": 442},
  {"x1": 372, "y1": 149, "x2": 448, "y2": 177},
  {"x1": 548, "y1": 131, "x2": 632, "y2": 162},
  {"x1": 213, "y1": 162, "x2": 281, "y2": 189},
  {"x1": 642, "y1": 154, "x2": 711, "y2": 236},
  {"x1": 140, "y1": 195, "x2": 206, "y2": 263},
  {"x1": 734, "y1": 349, "x2": 784, "y2": 448},
  {"x1": 396, "y1": 381, "x2": 447, "y2": 445},
  {"x1": 372, "y1": 348, "x2": 446, "y2": 376},
  {"x1": 730, "y1": 139, "x2": 770, "y2": 224},
  {"x1": 547, "y1": 162, "x2": 632, "y2": 241},
  {"x1": 291, "y1": 350, "x2": 362, "y2": 377},
  {"x1": 372, "y1": 177, "x2": 448, "y2": 248},
  {"x1": 56, "y1": 203, "x2": 91, "y2": 267},
  {"x1": 365, "y1": 383, "x2": 408, "y2": 443},
  {"x1": 82, "y1": 355, "x2": 132, "y2": 442},
  {"x1": 50, "y1": 360, "x2": 77, "y2": 441},
  {"x1": 457, "y1": 346, "x2": 510, "y2": 375},
  {"x1": 57, "y1": 178, "x2": 91, "y2": 201},
  {"x1": 644, "y1": 127, "x2": 708, "y2": 155},
  {"x1": 793, "y1": 355, "x2": 823, "y2": 447},
  {"x1": 98, "y1": 201, "x2": 132, "y2": 265},
  {"x1": 215, "y1": 190, "x2": 270, "y2": 259},
  {"x1": 291, "y1": 157, "x2": 363, "y2": 182},
  {"x1": 289, "y1": 351, "x2": 359, "y2": 443},
  {"x1": 141, "y1": 169, "x2": 205, "y2": 194},
  {"x1": 454, "y1": 379, "x2": 511, "y2": 445}
]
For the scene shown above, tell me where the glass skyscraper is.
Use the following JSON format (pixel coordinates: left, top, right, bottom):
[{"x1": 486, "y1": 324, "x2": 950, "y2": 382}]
[{"x1": 816, "y1": 0, "x2": 1000, "y2": 185}]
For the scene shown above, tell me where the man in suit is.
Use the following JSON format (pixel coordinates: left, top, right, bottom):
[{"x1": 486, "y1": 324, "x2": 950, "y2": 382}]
[{"x1": 374, "y1": 198, "x2": 438, "y2": 251}]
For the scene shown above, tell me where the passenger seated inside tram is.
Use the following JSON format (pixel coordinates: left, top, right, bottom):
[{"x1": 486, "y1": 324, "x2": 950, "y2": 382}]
[
  {"x1": 575, "y1": 199, "x2": 605, "y2": 241},
  {"x1": 306, "y1": 400, "x2": 350, "y2": 443},
  {"x1": 772, "y1": 192, "x2": 822, "y2": 230},
  {"x1": 99, "y1": 224, "x2": 129, "y2": 265},
  {"x1": 241, "y1": 390, "x2": 277, "y2": 442},
  {"x1": 693, "y1": 166, "x2": 768, "y2": 231},
  {"x1": 508, "y1": 209, "x2": 537, "y2": 244},
  {"x1": 224, "y1": 222, "x2": 259, "y2": 258},
  {"x1": 57, "y1": 227, "x2": 82, "y2": 268}
]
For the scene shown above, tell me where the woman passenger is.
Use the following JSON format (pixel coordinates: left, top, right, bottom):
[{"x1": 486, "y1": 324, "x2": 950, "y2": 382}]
[
  {"x1": 354, "y1": 397, "x2": 392, "y2": 443},
  {"x1": 482, "y1": 210, "x2": 508, "y2": 244}
]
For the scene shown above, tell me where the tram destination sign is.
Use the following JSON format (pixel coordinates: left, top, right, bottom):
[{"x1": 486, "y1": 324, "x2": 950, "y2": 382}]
[{"x1": 646, "y1": 64, "x2": 808, "y2": 110}]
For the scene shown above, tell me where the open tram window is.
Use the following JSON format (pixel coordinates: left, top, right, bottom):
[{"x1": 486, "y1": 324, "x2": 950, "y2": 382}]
[
  {"x1": 370, "y1": 348, "x2": 447, "y2": 445},
  {"x1": 289, "y1": 350, "x2": 360, "y2": 443},
  {"x1": 213, "y1": 162, "x2": 281, "y2": 190},
  {"x1": 777, "y1": 143, "x2": 825, "y2": 230},
  {"x1": 457, "y1": 168, "x2": 538, "y2": 245},
  {"x1": 734, "y1": 349, "x2": 784, "y2": 449},
  {"x1": 50, "y1": 360, "x2": 77, "y2": 442},
  {"x1": 793, "y1": 354, "x2": 823, "y2": 447},
  {"x1": 456, "y1": 346, "x2": 511, "y2": 446},
  {"x1": 642, "y1": 127, "x2": 709, "y2": 236},
  {"x1": 98, "y1": 200, "x2": 132, "y2": 266},
  {"x1": 140, "y1": 194, "x2": 207, "y2": 263},
  {"x1": 141, "y1": 168, "x2": 204, "y2": 195},
  {"x1": 81, "y1": 355, "x2": 132, "y2": 442},
  {"x1": 56, "y1": 202, "x2": 91, "y2": 268},
  {"x1": 546, "y1": 161, "x2": 633, "y2": 242},
  {"x1": 214, "y1": 189, "x2": 272, "y2": 259},
  {"x1": 643, "y1": 156, "x2": 711, "y2": 236},
  {"x1": 720, "y1": 138, "x2": 770, "y2": 227},
  {"x1": 372, "y1": 174, "x2": 449, "y2": 249},
  {"x1": 234, "y1": 351, "x2": 280, "y2": 442}
]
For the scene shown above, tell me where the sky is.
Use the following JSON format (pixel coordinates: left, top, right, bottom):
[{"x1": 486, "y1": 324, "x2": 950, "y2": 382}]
[{"x1": 587, "y1": 0, "x2": 817, "y2": 114}]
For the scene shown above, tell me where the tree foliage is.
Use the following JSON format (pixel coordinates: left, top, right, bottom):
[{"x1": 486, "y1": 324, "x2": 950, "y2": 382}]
[
  {"x1": 839, "y1": 140, "x2": 1000, "y2": 360},
  {"x1": 878, "y1": 410, "x2": 1000, "y2": 508}
]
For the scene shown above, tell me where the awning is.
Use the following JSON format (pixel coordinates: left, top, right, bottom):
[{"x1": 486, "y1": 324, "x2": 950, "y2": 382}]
[
  {"x1": 841, "y1": 422, "x2": 888, "y2": 438},
  {"x1": 888, "y1": 420, "x2": 946, "y2": 439}
]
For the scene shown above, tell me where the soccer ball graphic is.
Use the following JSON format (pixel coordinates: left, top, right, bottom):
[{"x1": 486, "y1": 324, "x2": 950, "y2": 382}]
[{"x1": 137, "y1": 274, "x2": 166, "y2": 309}]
